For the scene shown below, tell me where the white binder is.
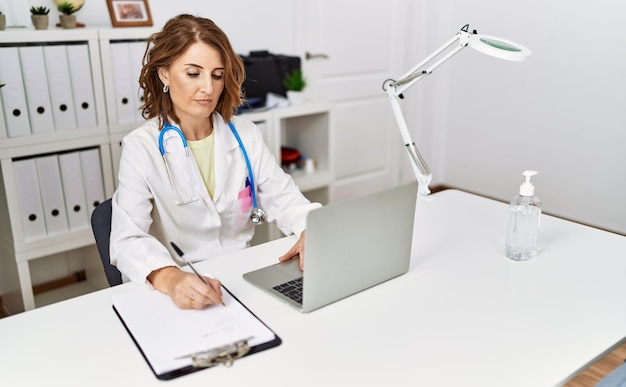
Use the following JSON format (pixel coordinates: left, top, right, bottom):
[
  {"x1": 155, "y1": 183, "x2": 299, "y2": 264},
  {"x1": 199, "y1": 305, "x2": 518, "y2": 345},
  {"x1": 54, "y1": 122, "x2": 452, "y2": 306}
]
[
  {"x1": 110, "y1": 42, "x2": 137, "y2": 124},
  {"x1": 13, "y1": 158, "x2": 47, "y2": 239},
  {"x1": 58, "y1": 151, "x2": 89, "y2": 230},
  {"x1": 128, "y1": 41, "x2": 146, "y2": 122},
  {"x1": 0, "y1": 46, "x2": 31, "y2": 137},
  {"x1": 43, "y1": 45, "x2": 78, "y2": 131},
  {"x1": 18, "y1": 45, "x2": 55, "y2": 134},
  {"x1": 79, "y1": 148, "x2": 106, "y2": 214},
  {"x1": 35, "y1": 155, "x2": 70, "y2": 235},
  {"x1": 66, "y1": 44, "x2": 98, "y2": 129}
]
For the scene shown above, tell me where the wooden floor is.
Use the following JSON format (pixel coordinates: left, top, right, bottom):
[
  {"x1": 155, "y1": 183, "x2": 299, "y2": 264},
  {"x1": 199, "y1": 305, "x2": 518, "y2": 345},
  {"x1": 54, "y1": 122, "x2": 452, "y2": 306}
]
[
  {"x1": 0, "y1": 295, "x2": 623, "y2": 385},
  {"x1": 565, "y1": 342, "x2": 626, "y2": 386}
]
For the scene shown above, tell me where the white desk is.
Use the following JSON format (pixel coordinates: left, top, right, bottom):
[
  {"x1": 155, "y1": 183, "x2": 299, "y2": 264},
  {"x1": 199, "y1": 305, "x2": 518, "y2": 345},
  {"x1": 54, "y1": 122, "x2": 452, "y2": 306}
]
[{"x1": 1, "y1": 189, "x2": 625, "y2": 386}]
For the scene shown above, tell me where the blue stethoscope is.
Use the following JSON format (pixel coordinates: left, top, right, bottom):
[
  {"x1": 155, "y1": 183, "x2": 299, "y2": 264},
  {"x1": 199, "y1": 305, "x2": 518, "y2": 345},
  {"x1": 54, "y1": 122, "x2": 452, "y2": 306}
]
[{"x1": 158, "y1": 121, "x2": 266, "y2": 225}]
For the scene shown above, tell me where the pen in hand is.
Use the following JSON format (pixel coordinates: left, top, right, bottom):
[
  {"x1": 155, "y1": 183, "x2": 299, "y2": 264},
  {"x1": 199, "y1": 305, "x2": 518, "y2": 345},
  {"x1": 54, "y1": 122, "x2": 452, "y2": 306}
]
[{"x1": 170, "y1": 242, "x2": 225, "y2": 306}]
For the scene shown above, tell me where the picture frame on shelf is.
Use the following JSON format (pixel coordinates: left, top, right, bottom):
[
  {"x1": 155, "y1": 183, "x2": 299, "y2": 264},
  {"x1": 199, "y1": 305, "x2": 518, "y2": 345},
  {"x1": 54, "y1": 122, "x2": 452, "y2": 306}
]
[{"x1": 106, "y1": 0, "x2": 153, "y2": 27}]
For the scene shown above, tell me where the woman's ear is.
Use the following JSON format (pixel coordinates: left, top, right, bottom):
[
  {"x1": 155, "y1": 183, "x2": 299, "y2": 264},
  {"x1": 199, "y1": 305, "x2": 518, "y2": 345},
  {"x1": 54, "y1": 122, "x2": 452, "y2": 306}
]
[{"x1": 157, "y1": 67, "x2": 169, "y2": 87}]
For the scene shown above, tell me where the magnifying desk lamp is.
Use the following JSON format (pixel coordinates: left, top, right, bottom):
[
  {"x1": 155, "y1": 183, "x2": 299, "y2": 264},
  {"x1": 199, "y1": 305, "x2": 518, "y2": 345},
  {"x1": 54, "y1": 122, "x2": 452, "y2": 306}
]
[{"x1": 383, "y1": 24, "x2": 531, "y2": 196}]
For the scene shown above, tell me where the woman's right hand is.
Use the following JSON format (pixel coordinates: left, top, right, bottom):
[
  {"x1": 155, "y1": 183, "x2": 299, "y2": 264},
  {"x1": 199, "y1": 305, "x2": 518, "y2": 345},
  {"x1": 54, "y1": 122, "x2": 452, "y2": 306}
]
[{"x1": 148, "y1": 266, "x2": 224, "y2": 309}]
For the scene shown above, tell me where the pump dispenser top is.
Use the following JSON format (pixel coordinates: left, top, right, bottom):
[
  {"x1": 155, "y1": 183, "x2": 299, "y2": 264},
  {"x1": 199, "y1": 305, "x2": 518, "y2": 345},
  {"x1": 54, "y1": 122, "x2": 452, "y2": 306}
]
[{"x1": 519, "y1": 170, "x2": 538, "y2": 196}]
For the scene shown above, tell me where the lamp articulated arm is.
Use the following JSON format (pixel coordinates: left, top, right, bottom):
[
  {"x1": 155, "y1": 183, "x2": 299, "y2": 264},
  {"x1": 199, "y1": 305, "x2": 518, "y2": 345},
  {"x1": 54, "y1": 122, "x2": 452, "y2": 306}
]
[
  {"x1": 383, "y1": 25, "x2": 473, "y2": 196},
  {"x1": 384, "y1": 24, "x2": 530, "y2": 196},
  {"x1": 385, "y1": 92, "x2": 432, "y2": 196}
]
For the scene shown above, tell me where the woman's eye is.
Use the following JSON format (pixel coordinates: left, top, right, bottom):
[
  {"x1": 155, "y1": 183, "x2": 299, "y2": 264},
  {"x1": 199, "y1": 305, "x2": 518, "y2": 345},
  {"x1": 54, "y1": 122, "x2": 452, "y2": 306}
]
[
  {"x1": 187, "y1": 72, "x2": 199, "y2": 78},
  {"x1": 212, "y1": 74, "x2": 224, "y2": 80}
]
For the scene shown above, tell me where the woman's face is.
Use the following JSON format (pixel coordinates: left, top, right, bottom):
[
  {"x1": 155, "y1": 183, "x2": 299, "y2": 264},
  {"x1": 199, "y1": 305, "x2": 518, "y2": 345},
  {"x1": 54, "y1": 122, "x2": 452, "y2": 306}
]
[{"x1": 158, "y1": 42, "x2": 225, "y2": 125}]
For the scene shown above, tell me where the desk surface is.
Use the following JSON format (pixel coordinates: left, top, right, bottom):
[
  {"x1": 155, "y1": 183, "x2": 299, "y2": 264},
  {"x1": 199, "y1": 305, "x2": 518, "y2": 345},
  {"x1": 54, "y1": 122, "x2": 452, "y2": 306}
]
[{"x1": 1, "y1": 189, "x2": 625, "y2": 387}]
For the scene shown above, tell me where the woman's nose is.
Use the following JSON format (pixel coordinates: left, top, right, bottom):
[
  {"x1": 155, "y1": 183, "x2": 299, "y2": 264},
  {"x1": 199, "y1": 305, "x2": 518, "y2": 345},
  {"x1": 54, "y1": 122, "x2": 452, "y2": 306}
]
[{"x1": 201, "y1": 75, "x2": 213, "y2": 95}]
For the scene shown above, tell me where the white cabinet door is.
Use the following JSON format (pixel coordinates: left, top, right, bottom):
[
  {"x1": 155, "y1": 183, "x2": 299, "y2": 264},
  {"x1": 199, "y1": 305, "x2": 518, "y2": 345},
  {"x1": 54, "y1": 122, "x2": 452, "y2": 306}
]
[{"x1": 299, "y1": 0, "x2": 409, "y2": 202}]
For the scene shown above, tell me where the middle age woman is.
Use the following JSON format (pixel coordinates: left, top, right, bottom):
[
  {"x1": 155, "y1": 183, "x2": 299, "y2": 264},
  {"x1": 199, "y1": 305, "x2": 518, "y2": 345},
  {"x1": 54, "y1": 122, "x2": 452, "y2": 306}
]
[{"x1": 110, "y1": 14, "x2": 321, "y2": 309}]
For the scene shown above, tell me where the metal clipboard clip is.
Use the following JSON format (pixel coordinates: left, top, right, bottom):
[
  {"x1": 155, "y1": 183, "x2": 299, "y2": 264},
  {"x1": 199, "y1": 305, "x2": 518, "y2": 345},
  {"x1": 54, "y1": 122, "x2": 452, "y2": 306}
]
[{"x1": 176, "y1": 337, "x2": 252, "y2": 368}]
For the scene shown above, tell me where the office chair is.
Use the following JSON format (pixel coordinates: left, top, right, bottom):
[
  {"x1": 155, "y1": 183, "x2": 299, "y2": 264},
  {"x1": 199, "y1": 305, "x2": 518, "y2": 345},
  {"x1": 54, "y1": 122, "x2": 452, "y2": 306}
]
[{"x1": 90, "y1": 198, "x2": 123, "y2": 287}]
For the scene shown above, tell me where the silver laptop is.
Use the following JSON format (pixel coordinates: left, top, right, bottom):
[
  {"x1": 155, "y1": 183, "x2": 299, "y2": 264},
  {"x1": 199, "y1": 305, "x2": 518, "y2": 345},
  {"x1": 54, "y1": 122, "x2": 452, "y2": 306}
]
[{"x1": 243, "y1": 182, "x2": 418, "y2": 312}]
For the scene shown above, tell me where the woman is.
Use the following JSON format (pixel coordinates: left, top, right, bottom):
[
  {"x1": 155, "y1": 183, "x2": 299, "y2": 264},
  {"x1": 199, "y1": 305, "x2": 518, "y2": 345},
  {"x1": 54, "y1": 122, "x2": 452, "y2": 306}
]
[{"x1": 110, "y1": 14, "x2": 320, "y2": 309}]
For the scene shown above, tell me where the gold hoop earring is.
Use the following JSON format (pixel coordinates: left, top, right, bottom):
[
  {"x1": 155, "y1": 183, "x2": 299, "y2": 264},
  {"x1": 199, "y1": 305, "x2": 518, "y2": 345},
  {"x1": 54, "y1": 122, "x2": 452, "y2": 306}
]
[{"x1": 163, "y1": 85, "x2": 169, "y2": 93}]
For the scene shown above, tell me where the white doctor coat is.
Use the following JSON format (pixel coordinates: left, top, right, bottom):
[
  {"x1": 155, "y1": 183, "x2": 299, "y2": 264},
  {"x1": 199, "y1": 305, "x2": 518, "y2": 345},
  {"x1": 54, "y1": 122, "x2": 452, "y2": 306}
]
[{"x1": 110, "y1": 115, "x2": 321, "y2": 286}]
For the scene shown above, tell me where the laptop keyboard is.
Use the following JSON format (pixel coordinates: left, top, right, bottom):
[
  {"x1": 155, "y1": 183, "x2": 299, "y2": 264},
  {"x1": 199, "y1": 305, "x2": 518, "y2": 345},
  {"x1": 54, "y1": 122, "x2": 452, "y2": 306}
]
[{"x1": 272, "y1": 277, "x2": 303, "y2": 305}]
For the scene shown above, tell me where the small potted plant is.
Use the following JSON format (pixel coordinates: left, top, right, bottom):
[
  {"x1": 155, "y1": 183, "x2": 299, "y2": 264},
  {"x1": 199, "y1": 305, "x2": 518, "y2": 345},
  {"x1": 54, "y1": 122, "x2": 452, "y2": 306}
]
[
  {"x1": 57, "y1": 1, "x2": 77, "y2": 29},
  {"x1": 283, "y1": 69, "x2": 307, "y2": 105},
  {"x1": 30, "y1": 6, "x2": 50, "y2": 30},
  {"x1": 0, "y1": 11, "x2": 6, "y2": 31}
]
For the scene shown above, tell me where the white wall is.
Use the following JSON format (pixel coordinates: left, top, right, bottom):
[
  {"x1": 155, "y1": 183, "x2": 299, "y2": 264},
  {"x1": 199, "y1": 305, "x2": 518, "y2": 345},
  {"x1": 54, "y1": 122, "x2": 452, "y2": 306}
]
[{"x1": 405, "y1": 0, "x2": 626, "y2": 234}]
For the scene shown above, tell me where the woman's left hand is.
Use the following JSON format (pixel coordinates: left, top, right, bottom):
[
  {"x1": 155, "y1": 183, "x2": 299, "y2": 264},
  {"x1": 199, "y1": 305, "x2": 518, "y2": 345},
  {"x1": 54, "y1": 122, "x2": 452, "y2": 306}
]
[{"x1": 278, "y1": 230, "x2": 306, "y2": 271}]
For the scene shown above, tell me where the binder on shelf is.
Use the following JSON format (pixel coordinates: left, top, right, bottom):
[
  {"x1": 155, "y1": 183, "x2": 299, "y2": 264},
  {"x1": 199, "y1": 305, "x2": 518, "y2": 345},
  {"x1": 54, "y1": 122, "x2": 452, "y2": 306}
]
[
  {"x1": 128, "y1": 41, "x2": 147, "y2": 122},
  {"x1": 110, "y1": 42, "x2": 138, "y2": 124},
  {"x1": 66, "y1": 44, "x2": 98, "y2": 129},
  {"x1": 13, "y1": 158, "x2": 47, "y2": 239},
  {"x1": 0, "y1": 46, "x2": 31, "y2": 137},
  {"x1": 79, "y1": 148, "x2": 106, "y2": 213},
  {"x1": 112, "y1": 286, "x2": 281, "y2": 380},
  {"x1": 58, "y1": 151, "x2": 89, "y2": 230},
  {"x1": 35, "y1": 155, "x2": 70, "y2": 235},
  {"x1": 18, "y1": 46, "x2": 55, "y2": 134},
  {"x1": 43, "y1": 45, "x2": 78, "y2": 131}
]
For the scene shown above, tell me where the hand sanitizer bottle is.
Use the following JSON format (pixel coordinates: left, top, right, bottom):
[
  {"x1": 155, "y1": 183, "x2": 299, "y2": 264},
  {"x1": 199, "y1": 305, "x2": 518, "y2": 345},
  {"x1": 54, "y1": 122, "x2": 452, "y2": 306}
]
[{"x1": 505, "y1": 170, "x2": 541, "y2": 261}]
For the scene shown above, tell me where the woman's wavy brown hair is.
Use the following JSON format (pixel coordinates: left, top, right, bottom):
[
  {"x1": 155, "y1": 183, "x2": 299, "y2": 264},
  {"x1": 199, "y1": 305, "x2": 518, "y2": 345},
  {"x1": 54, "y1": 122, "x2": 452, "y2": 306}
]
[{"x1": 139, "y1": 14, "x2": 245, "y2": 127}]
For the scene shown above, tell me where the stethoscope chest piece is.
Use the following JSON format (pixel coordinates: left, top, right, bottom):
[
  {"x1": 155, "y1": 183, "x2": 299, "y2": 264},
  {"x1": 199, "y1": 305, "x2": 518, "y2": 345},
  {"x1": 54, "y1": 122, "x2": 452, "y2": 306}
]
[{"x1": 250, "y1": 207, "x2": 266, "y2": 225}]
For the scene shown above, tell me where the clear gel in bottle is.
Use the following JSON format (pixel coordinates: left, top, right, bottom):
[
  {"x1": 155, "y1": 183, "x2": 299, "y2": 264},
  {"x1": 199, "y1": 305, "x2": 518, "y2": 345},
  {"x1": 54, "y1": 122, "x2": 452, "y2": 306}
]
[{"x1": 505, "y1": 170, "x2": 541, "y2": 261}]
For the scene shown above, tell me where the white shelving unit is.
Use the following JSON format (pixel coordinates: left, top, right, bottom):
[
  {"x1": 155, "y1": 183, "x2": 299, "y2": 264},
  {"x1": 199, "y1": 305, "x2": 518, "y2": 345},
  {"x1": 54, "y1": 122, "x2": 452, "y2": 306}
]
[
  {"x1": 0, "y1": 27, "x2": 333, "y2": 314},
  {"x1": 98, "y1": 27, "x2": 157, "y2": 187},
  {"x1": 0, "y1": 29, "x2": 115, "y2": 313},
  {"x1": 274, "y1": 105, "x2": 333, "y2": 202}
]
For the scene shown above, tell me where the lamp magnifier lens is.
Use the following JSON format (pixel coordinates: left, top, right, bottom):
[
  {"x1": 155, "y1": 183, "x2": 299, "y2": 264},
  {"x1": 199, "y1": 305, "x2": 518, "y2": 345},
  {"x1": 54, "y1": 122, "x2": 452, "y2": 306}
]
[
  {"x1": 479, "y1": 38, "x2": 522, "y2": 52},
  {"x1": 469, "y1": 34, "x2": 531, "y2": 61}
]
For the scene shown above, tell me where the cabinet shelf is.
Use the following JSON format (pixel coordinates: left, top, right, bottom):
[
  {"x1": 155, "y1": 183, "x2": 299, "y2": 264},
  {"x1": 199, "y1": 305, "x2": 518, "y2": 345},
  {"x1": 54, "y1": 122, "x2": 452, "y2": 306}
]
[
  {"x1": 290, "y1": 169, "x2": 333, "y2": 192},
  {"x1": 108, "y1": 121, "x2": 144, "y2": 135},
  {"x1": 0, "y1": 131, "x2": 109, "y2": 159},
  {"x1": 0, "y1": 28, "x2": 99, "y2": 44},
  {"x1": 13, "y1": 228, "x2": 95, "y2": 262}
]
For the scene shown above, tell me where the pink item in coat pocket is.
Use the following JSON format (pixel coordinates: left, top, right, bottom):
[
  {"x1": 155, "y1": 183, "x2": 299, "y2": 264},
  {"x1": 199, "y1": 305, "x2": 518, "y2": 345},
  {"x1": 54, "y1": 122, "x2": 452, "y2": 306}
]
[{"x1": 238, "y1": 185, "x2": 252, "y2": 211}]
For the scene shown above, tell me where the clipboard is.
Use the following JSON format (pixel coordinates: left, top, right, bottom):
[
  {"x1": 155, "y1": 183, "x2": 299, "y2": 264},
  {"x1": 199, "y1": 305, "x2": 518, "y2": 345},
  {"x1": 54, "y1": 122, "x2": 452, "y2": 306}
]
[{"x1": 112, "y1": 286, "x2": 281, "y2": 380}]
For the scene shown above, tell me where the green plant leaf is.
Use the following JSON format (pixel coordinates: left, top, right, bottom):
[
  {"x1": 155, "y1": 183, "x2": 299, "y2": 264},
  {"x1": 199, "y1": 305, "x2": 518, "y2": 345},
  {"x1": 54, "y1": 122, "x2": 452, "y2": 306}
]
[
  {"x1": 283, "y1": 69, "x2": 307, "y2": 92},
  {"x1": 30, "y1": 6, "x2": 50, "y2": 15},
  {"x1": 57, "y1": 2, "x2": 76, "y2": 15}
]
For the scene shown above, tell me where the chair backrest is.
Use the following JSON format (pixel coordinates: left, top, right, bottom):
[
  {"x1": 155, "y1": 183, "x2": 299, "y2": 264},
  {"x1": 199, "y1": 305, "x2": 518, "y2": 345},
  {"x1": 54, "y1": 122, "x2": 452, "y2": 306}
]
[{"x1": 90, "y1": 198, "x2": 123, "y2": 287}]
